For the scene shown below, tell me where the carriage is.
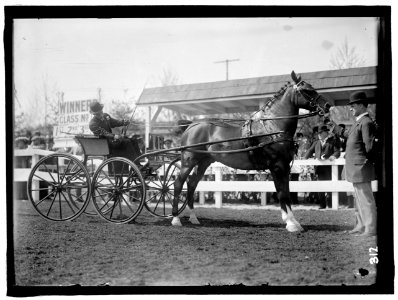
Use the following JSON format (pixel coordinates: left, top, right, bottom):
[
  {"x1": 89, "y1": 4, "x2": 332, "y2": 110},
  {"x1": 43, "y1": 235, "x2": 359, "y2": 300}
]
[
  {"x1": 27, "y1": 71, "x2": 331, "y2": 232},
  {"x1": 27, "y1": 134, "x2": 188, "y2": 224}
]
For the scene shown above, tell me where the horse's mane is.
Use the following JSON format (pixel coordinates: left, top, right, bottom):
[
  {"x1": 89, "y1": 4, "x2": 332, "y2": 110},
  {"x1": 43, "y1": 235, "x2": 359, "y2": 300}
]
[{"x1": 274, "y1": 81, "x2": 292, "y2": 99}]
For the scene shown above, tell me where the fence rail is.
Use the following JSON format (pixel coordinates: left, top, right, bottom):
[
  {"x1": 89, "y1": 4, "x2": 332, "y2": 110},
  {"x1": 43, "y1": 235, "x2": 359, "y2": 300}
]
[{"x1": 14, "y1": 150, "x2": 377, "y2": 210}]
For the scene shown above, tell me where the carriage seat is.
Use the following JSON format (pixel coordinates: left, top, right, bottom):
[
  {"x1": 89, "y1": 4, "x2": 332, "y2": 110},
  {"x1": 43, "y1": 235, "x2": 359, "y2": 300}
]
[{"x1": 74, "y1": 135, "x2": 142, "y2": 162}]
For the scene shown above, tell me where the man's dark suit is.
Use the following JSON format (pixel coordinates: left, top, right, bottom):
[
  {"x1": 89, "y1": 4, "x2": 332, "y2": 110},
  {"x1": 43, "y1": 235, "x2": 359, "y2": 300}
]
[
  {"x1": 342, "y1": 113, "x2": 377, "y2": 235},
  {"x1": 343, "y1": 115, "x2": 376, "y2": 183}
]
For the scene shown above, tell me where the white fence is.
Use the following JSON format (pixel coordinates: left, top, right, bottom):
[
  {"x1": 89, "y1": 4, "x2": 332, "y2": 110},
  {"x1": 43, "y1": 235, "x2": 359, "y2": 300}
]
[
  {"x1": 195, "y1": 158, "x2": 377, "y2": 209},
  {"x1": 14, "y1": 149, "x2": 377, "y2": 210}
]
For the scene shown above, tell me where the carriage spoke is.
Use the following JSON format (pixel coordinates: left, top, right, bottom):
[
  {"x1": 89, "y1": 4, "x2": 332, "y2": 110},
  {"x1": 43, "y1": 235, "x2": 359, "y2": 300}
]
[
  {"x1": 58, "y1": 189, "x2": 63, "y2": 219},
  {"x1": 119, "y1": 193, "x2": 136, "y2": 213},
  {"x1": 93, "y1": 191, "x2": 113, "y2": 198},
  {"x1": 65, "y1": 185, "x2": 89, "y2": 190},
  {"x1": 31, "y1": 187, "x2": 55, "y2": 191},
  {"x1": 42, "y1": 163, "x2": 57, "y2": 183},
  {"x1": 109, "y1": 196, "x2": 120, "y2": 219},
  {"x1": 121, "y1": 168, "x2": 137, "y2": 187},
  {"x1": 32, "y1": 174, "x2": 56, "y2": 187},
  {"x1": 59, "y1": 159, "x2": 73, "y2": 185},
  {"x1": 61, "y1": 168, "x2": 84, "y2": 186},
  {"x1": 146, "y1": 190, "x2": 162, "y2": 203},
  {"x1": 56, "y1": 157, "x2": 60, "y2": 184},
  {"x1": 35, "y1": 189, "x2": 57, "y2": 207},
  {"x1": 68, "y1": 189, "x2": 89, "y2": 202},
  {"x1": 165, "y1": 165, "x2": 178, "y2": 186},
  {"x1": 59, "y1": 190, "x2": 77, "y2": 214},
  {"x1": 111, "y1": 162, "x2": 117, "y2": 185},
  {"x1": 97, "y1": 193, "x2": 117, "y2": 212},
  {"x1": 100, "y1": 169, "x2": 115, "y2": 186}
]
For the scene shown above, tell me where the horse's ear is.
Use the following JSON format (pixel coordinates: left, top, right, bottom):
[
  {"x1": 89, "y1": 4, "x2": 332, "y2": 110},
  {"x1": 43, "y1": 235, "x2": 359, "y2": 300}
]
[{"x1": 291, "y1": 71, "x2": 301, "y2": 83}]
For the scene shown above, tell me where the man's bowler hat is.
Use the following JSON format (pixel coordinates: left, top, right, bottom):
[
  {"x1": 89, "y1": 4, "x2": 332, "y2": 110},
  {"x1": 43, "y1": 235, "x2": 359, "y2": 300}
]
[
  {"x1": 348, "y1": 91, "x2": 368, "y2": 105},
  {"x1": 90, "y1": 101, "x2": 104, "y2": 113},
  {"x1": 318, "y1": 125, "x2": 329, "y2": 133}
]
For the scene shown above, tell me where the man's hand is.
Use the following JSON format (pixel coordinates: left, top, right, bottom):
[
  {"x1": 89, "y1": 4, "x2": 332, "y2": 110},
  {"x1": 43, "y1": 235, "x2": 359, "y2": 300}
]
[
  {"x1": 114, "y1": 134, "x2": 120, "y2": 140},
  {"x1": 329, "y1": 155, "x2": 336, "y2": 161}
]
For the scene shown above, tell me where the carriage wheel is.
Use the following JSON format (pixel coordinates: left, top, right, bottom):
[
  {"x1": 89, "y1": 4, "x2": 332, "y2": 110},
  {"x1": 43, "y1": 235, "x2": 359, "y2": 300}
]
[
  {"x1": 91, "y1": 157, "x2": 146, "y2": 224},
  {"x1": 144, "y1": 157, "x2": 188, "y2": 218},
  {"x1": 27, "y1": 153, "x2": 91, "y2": 221}
]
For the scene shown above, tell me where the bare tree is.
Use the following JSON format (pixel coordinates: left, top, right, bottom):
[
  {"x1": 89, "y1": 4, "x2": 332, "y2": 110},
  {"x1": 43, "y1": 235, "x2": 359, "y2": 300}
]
[
  {"x1": 330, "y1": 38, "x2": 366, "y2": 69},
  {"x1": 329, "y1": 38, "x2": 369, "y2": 124},
  {"x1": 155, "y1": 67, "x2": 192, "y2": 123},
  {"x1": 17, "y1": 74, "x2": 60, "y2": 130}
]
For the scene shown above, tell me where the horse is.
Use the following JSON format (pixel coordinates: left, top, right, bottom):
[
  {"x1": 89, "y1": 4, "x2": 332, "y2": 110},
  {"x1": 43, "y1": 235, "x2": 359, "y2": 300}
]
[{"x1": 170, "y1": 71, "x2": 332, "y2": 232}]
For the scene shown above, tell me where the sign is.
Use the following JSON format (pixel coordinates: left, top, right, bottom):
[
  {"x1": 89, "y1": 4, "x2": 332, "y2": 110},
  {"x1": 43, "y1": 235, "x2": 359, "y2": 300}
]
[{"x1": 53, "y1": 99, "x2": 96, "y2": 138}]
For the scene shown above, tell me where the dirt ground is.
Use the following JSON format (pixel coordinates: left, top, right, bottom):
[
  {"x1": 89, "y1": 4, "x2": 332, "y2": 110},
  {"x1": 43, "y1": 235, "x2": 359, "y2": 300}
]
[{"x1": 11, "y1": 200, "x2": 378, "y2": 289}]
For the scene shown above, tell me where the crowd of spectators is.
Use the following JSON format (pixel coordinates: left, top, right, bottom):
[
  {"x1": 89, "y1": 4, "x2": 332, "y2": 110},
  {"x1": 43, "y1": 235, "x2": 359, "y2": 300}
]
[{"x1": 14, "y1": 130, "x2": 54, "y2": 151}]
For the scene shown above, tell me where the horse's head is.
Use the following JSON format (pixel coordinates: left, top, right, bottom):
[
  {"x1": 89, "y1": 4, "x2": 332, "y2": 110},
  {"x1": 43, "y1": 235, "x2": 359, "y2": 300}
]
[{"x1": 290, "y1": 71, "x2": 331, "y2": 115}]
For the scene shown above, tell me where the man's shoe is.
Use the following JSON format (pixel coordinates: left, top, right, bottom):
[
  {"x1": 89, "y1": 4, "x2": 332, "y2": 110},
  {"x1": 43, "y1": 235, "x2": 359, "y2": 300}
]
[
  {"x1": 343, "y1": 227, "x2": 364, "y2": 234},
  {"x1": 318, "y1": 206, "x2": 326, "y2": 210},
  {"x1": 356, "y1": 231, "x2": 377, "y2": 238},
  {"x1": 348, "y1": 229, "x2": 364, "y2": 234}
]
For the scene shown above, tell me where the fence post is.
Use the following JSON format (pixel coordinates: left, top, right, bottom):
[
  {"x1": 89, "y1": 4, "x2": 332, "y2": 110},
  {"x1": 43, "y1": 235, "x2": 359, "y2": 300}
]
[
  {"x1": 260, "y1": 192, "x2": 267, "y2": 206},
  {"x1": 199, "y1": 192, "x2": 205, "y2": 205},
  {"x1": 31, "y1": 153, "x2": 40, "y2": 200},
  {"x1": 214, "y1": 167, "x2": 222, "y2": 208},
  {"x1": 331, "y1": 164, "x2": 339, "y2": 209}
]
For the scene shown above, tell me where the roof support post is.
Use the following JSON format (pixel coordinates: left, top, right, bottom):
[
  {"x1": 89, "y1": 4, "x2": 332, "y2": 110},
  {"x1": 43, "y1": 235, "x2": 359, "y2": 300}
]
[
  {"x1": 151, "y1": 106, "x2": 163, "y2": 123},
  {"x1": 145, "y1": 106, "x2": 151, "y2": 149}
]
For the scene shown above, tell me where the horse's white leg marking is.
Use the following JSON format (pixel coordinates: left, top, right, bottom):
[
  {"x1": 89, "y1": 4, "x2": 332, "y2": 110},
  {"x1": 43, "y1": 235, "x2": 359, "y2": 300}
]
[
  {"x1": 281, "y1": 210, "x2": 288, "y2": 222},
  {"x1": 282, "y1": 206, "x2": 304, "y2": 232},
  {"x1": 171, "y1": 216, "x2": 182, "y2": 226},
  {"x1": 186, "y1": 207, "x2": 200, "y2": 225},
  {"x1": 288, "y1": 206, "x2": 304, "y2": 231}
]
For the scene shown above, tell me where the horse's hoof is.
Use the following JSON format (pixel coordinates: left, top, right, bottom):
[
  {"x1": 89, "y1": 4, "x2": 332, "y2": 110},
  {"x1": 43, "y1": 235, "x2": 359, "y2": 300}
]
[
  {"x1": 171, "y1": 217, "x2": 182, "y2": 226},
  {"x1": 293, "y1": 221, "x2": 305, "y2": 232},
  {"x1": 286, "y1": 224, "x2": 303, "y2": 232},
  {"x1": 189, "y1": 216, "x2": 200, "y2": 225}
]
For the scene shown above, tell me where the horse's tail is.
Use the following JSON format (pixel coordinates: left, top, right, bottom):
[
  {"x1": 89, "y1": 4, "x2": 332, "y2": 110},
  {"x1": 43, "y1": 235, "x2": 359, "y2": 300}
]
[{"x1": 174, "y1": 119, "x2": 193, "y2": 135}]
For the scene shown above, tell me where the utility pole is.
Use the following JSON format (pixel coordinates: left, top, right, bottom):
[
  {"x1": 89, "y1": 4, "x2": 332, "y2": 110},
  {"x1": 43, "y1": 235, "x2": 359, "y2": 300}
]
[
  {"x1": 214, "y1": 58, "x2": 240, "y2": 80},
  {"x1": 97, "y1": 87, "x2": 102, "y2": 102}
]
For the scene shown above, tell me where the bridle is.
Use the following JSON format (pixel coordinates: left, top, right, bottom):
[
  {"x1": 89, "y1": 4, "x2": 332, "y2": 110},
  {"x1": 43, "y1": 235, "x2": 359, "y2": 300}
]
[
  {"x1": 294, "y1": 80, "x2": 329, "y2": 116},
  {"x1": 249, "y1": 80, "x2": 329, "y2": 121}
]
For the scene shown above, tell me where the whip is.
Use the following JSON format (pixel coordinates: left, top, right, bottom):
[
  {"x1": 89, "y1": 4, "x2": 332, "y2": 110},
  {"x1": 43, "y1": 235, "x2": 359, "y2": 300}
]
[{"x1": 121, "y1": 105, "x2": 138, "y2": 137}]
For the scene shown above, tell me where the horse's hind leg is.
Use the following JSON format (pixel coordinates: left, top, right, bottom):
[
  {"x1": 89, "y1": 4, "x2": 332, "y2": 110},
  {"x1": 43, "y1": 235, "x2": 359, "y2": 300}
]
[
  {"x1": 185, "y1": 158, "x2": 214, "y2": 225},
  {"x1": 270, "y1": 165, "x2": 304, "y2": 232},
  {"x1": 171, "y1": 163, "x2": 196, "y2": 226}
]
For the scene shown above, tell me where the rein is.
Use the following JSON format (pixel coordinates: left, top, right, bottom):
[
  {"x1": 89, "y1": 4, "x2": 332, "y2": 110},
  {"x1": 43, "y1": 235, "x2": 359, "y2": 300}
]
[{"x1": 185, "y1": 131, "x2": 293, "y2": 154}]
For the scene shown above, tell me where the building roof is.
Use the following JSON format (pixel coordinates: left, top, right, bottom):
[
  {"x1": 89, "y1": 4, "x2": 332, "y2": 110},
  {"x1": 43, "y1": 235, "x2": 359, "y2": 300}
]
[{"x1": 137, "y1": 66, "x2": 377, "y2": 115}]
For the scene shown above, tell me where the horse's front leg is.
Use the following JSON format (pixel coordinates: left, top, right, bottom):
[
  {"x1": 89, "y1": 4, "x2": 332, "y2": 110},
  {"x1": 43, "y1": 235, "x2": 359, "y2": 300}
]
[
  {"x1": 185, "y1": 159, "x2": 213, "y2": 225},
  {"x1": 171, "y1": 164, "x2": 195, "y2": 226},
  {"x1": 271, "y1": 167, "x2": 304, "y2": 232}
]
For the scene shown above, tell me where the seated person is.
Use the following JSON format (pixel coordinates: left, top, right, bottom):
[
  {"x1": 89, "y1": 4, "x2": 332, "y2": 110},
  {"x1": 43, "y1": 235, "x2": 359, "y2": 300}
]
[
  {"x1": 89, "y1": 101, "x2": 129, "y2": 139},
  {"x1": 31, "y1": 131, "x2": 46, "y2": 150},
  {"x1": 88, "y1": 101, "x2": 141, "y2": 162},
  {"x1": 15, "y1": 131, "x2": 30, "y2": 150}
]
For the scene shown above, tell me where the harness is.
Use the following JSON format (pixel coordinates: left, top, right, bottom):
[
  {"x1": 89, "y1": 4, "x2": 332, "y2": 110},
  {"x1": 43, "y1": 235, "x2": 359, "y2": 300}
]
[{"x1": 183, "y1": 81, "x2": 326, "y2": 169}]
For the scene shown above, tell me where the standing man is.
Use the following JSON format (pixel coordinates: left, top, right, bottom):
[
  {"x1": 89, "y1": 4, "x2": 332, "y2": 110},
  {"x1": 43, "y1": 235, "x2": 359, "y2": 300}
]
[
  {"x1": 334, "y1": 91, "x2": 377, "y2": 237},
  {"x1": 304, "y1": 125, "x2": 340, "y2": 209}
]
